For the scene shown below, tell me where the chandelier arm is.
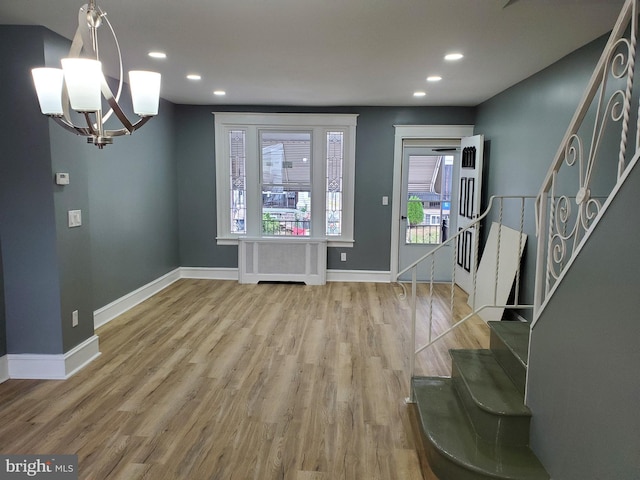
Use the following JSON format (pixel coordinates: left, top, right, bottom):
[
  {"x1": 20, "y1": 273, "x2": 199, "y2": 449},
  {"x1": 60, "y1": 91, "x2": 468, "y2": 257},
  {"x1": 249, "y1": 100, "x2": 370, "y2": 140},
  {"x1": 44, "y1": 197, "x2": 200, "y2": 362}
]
[
  {"x1": 69, "y1": 20, "x2": 84, "y2": 58},
  {"x1": 101, "y1": 77, "x2": 135, "y2": 133},
  {"x1": 104, "y1": 117, "x2": 153, "y2": 137},
  {"x1": 83, "y1": 112, "x2": 100, "y2": 137},
  {"x1": 100, "y1": 10, "x2": 124, "y2": 124},
  {"x1": 51, "y1": 116, "x2": 92, "y2": 136}
]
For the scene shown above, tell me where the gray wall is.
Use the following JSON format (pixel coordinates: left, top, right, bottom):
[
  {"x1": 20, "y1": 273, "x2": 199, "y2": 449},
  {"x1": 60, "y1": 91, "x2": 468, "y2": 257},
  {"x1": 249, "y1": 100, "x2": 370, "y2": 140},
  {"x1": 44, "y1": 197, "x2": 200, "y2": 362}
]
[
  {"x1": 0, "y1": 26, "x2": 63, "y2": 354},
  {"x1": 0, "y1": 236, "x2": 5, "y2": 357},
  {"x1": 86, "y1": 98, "x2": 178, "y2": 309},
  {"x1": 42, "y1": 30, "x2": 95, "y2": 352},
  {"x1": 527, "y1": 161, "x2": 640, "y2": 480},
  {"x1": 176, "y1": 105, "x2": 476, "y2": 271},
  {"x1": 0, "y1": 25, "x2": 179, "y2": 356},
  {"x1": 40, "y1": 29, "x2": 180, "y2": 314},
  {"x1": 475, "y1": 32, "x2": 639, "y2": 479},
  {"x1": 474, "y1": 35, "x2": 609, "y2": 315}
]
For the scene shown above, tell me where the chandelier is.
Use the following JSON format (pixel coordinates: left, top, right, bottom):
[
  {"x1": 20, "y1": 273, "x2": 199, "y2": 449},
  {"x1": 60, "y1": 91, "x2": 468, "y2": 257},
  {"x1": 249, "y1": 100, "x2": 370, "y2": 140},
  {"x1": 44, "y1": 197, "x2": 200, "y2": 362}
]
[{"x1": 31, "y1": 1, "x2": 161, "y2": 149}]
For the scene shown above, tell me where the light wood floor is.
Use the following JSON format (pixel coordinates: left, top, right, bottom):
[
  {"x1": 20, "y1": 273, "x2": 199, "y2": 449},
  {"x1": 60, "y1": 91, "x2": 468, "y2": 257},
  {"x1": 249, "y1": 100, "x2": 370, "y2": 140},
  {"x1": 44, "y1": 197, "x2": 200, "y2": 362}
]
[{"x1": 0, "y1": 280, "x2": 488, "y2": 479}]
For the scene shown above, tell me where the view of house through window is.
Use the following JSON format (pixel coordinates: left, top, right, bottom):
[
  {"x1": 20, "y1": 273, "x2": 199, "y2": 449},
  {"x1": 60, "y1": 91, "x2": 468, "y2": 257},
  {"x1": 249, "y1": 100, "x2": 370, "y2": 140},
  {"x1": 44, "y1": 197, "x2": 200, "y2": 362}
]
[
  {"x1": 406, "y1": 155, "x2": 453, "y2": 244},
  {"x1": 260, "y1": 131, "x2": 311, "y2": 236},
  {"x1": 215, "y1": 113, "x2": 357, "y2": 246}
]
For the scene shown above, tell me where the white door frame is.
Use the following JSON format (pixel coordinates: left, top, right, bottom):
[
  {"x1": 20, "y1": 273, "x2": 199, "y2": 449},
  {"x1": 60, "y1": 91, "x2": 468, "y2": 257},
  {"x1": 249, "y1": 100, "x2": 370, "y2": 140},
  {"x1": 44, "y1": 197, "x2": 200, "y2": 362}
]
[{"x1": 390, "y1": 125, "x2": 475, "y2": 280}]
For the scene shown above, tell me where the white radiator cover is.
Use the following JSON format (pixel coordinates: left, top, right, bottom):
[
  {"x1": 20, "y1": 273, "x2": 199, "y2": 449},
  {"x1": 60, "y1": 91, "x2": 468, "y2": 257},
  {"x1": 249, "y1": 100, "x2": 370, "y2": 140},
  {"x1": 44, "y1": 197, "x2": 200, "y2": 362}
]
[{"x1": 238, "y1": 238, "x2": 327, "y2": 285}]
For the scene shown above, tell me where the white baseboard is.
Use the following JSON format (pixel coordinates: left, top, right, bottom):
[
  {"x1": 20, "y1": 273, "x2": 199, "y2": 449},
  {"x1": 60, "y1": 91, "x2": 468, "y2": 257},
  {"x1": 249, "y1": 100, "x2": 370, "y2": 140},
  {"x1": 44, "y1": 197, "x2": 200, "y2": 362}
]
[
  {"x1": 326, "y1": 269, "x2": 392, "y2": 283},
  {"x1": 93, "y1": 268, "x2": 181, "y2": 329},
  {"x1": 0, "y1": 355, "x2": 8, "y2": 384},
  {"x1": 179, "y1": 267, "x2": 391, "y2": 283},
  {"x1": 92, "y1": 266, "x2": 391, "y2": 332},
  {"x1": 180, "y1": 267, "x2": 238, "y2": 280},
  {"x1": 64, "y1": 335, "x2": 101, "y2": 378},
  {"x1": 7, "y1": 335, "x2": 100, "y2": 380}
]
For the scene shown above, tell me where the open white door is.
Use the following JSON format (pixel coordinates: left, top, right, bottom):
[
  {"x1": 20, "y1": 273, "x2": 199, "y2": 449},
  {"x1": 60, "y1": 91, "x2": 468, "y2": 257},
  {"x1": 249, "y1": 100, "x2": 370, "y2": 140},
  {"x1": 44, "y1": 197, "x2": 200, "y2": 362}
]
[{"x1": 454, "y1": 134, "x2": 484, "y2": 294}]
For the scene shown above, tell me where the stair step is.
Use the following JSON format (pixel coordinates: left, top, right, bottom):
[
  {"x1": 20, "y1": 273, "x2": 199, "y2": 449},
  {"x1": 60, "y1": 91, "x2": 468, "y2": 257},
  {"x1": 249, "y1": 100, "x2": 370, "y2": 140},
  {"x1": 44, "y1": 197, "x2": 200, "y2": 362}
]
[
  {"x1": 412, "y1": 377, "x2": 549, "y2": 480},
  {"x1": 489, "y1": 321, "x2": 530, "y2": 395},
  {"x1": 451, "y1": 349, "x2": 531, "y2": 446}
]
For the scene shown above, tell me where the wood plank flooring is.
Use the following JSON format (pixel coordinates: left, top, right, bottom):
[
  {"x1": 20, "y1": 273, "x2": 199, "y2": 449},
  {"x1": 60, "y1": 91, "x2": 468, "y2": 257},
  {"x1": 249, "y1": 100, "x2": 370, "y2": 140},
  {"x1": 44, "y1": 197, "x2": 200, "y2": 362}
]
[{"x1": 0, "y1": 280, "x2": 488, "y2": 479}]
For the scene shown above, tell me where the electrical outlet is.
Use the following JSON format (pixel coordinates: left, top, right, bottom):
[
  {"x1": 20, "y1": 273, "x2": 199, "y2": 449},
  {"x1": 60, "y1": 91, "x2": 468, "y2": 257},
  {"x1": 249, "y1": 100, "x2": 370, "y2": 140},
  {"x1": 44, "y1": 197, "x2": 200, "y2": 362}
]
[
  {"x1": 72, "y1": 310, "x2": 79, "y2": 327},
  {"x1": 340, "y1": 252, "x2": 347, "y2": 262}
]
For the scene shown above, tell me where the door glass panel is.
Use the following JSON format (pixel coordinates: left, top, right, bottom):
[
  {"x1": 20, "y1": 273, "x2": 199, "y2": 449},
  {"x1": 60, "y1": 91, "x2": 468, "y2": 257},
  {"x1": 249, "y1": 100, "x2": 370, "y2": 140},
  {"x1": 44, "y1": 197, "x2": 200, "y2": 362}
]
[{"x1": 405, "y1": 155, "x2": 453, "y2": 244}]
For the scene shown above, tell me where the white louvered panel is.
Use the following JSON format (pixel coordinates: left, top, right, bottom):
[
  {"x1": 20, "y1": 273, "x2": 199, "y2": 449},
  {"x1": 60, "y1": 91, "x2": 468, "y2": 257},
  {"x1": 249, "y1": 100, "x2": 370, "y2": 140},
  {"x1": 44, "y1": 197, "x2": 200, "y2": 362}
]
[{"x1": 238, "y1": 238, "x2": 327, "y2": 285}]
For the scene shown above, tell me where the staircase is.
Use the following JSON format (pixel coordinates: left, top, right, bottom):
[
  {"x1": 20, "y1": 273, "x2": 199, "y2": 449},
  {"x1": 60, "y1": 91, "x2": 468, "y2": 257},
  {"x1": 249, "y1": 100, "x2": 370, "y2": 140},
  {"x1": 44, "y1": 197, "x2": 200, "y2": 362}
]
[
  {"x1": 412, "y1": 321, "x2": 548, "y2": 480},
  {"x1": 403, "y1": 1, "x2": 639, "y2": 478}
]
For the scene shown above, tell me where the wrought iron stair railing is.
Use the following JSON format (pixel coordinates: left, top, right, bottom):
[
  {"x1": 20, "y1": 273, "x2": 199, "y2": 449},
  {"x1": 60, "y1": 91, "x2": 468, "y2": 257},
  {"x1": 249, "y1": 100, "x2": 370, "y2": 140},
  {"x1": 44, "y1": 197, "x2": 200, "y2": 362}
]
[{"x1": 533, "y1": 0, "x2": 639, "y2": 326}]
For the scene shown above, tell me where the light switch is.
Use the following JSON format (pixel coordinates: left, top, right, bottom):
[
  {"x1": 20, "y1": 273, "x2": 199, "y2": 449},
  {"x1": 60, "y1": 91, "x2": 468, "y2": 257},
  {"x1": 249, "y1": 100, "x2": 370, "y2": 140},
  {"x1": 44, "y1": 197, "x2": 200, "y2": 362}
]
[
  {"x1": 68, "y1": 210, "x2": 82, "y2": 228},
  {"x1": 382, "y1": 196, "x2": 389, "y2": 206}
]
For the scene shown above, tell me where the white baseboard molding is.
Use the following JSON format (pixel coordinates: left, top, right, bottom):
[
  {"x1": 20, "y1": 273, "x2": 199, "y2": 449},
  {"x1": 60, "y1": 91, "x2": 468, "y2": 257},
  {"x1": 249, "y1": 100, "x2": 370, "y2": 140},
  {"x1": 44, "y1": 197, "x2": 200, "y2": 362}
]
[
  {"x1": 7, "y1": 335, "x2": 100, "y2": 380},
  {"x1": 0, "y1": 355, "x2": 8, "y2": 384},
  {"x1": 326, "y1": 269, "x2": 392, "y2": 283},
  {"x1": 94, "y1": 268, "x2": 181, "y2": 329},
  {"x1": 93, "y1": 267, "x2": 391, "y2": 332},
  {"x1": 180, "y1": 267, "x2": 238, "y2": 281},
  {"x1": 180, "y1": 267, "x2": 391, "y2": 283}
]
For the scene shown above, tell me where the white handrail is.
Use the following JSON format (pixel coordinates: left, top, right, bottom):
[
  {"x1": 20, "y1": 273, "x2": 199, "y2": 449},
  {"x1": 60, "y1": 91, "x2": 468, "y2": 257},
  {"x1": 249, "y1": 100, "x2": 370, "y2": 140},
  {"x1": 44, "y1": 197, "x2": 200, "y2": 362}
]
[
  {"x1": 397, "y1": 195, "x2": 532, "y2": 278},
  {"x1": 400, "y1": 196, "x2": 535, "y2": 401}
]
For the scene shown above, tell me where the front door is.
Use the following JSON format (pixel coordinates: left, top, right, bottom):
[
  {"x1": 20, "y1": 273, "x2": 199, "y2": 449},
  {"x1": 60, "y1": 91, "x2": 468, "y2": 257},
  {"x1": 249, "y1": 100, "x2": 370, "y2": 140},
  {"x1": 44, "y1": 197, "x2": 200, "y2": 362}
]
[
  {"x1": 397, "y1": 143, "x2": 458, "y2": 281},
  {"x1": 453, "y1": 134, "x2": 484, "y2": 293}
]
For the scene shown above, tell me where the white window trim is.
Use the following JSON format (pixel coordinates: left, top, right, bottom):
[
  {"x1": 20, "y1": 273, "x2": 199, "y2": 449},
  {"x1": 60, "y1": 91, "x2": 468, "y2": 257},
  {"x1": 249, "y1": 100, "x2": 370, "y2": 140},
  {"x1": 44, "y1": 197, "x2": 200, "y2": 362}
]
[{"x1": 214, "y1": 112, "x2": 358, "y2": 248}]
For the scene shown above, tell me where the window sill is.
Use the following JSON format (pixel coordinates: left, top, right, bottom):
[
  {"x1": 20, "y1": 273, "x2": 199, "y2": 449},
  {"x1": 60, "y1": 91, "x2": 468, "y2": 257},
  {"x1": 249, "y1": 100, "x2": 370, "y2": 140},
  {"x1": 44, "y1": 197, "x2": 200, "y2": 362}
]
[{"x1": 216, "y1": 236, "x2": 354, "y2": 248}]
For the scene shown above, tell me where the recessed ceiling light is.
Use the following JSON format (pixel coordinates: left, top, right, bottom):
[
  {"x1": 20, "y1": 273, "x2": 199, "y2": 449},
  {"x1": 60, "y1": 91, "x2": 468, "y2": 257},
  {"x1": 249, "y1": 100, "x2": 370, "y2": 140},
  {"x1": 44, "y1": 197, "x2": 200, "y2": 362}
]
[
  {"x1": 427, "y1": 75, "x2": 443, "y2": 82},
  {"x1": 444, "y1": 53, "x2": 464, "y2": 61},
  {"x1": 213, "y1": 90, "x2": 226, "y2": 96},
  {"x1": 148, "y1": 51, "x2": 167, "y2": 59},
  {"x1": 186, "y1": 74, "x2": 202, "y2": 80},
  {"x1": 413, "y1": 91, "x2": 426, "y2": 97}
]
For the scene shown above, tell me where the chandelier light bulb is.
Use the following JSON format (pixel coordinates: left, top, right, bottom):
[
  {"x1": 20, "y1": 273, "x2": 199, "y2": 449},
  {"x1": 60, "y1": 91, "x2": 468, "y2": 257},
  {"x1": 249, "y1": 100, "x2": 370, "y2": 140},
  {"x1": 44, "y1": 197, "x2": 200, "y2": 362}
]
[
  {"x1": 129, "y1": 71, "x2": 162, "y2": 116},
  {"x1": 31, "y1": 68, "x2": 64, "y2": 115},
  {"x1": 61, "y1": 58, "x2": 103, "y2": 112}
]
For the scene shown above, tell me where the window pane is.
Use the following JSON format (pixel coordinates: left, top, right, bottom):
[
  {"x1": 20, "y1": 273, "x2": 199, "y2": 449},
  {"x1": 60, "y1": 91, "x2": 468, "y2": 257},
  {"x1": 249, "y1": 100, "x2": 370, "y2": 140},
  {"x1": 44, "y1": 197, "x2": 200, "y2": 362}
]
[
  {"x1": 326, "y1": 131, "x2": 343, "y2": 235},
  {"x1": 260, "y1": 131, "x2": 311, "y2": 236},
  {"x1": 405, "y1": 155, "x2": 453, "y2": 244},
  {"x1": 230, "y1": 130, "x2": 246, "y2": 234}
]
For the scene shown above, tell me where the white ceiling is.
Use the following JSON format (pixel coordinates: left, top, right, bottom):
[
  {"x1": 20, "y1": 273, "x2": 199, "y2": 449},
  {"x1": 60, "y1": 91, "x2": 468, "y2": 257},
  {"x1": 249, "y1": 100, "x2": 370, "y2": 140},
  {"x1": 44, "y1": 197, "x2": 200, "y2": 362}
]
[{"x1": 0, "y1": 0, "x2": 625, "y2": 107}]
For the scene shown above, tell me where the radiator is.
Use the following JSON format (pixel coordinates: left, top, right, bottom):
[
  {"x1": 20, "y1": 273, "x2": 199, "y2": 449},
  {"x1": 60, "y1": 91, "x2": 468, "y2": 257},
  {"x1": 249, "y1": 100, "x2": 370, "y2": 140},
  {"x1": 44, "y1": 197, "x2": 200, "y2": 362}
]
[{"x1": 238, "y1": 238, "x2": 327, "y2": 285}]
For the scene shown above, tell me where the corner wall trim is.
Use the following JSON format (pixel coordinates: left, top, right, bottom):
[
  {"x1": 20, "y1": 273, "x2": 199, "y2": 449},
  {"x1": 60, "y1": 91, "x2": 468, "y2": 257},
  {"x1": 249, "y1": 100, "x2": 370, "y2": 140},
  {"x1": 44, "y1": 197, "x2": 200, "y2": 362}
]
[
  {"x1": 93, "y1": 268, "x2": 181, "y2": 329},
  {"x1": 0, "y1": 355, "x2": 8, "y2": 384},
  {"x1": 7, "y1": 335, "x2": 100, "y2": 380}
]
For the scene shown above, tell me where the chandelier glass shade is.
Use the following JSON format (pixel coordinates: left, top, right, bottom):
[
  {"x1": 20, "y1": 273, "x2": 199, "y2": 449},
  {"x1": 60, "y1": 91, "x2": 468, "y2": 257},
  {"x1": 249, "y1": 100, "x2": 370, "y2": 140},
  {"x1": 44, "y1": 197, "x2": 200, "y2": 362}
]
[{"x1": 31, "y1": 1, "x2": 161, "y2": 148}]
